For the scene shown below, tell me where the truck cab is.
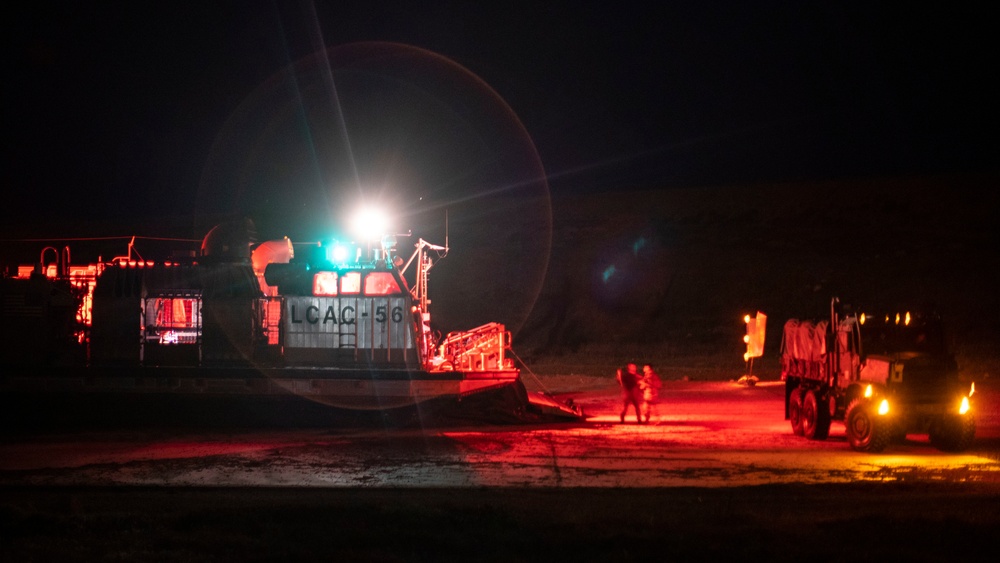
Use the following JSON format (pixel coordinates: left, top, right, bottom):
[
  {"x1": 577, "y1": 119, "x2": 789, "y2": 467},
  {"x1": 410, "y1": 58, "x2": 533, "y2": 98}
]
[
  {"x1": 855, "y1": 310, "x2": 974, "y2": 450},
  {"x1": 782, "y1": 299, "x2": 975, "y2": 452}
]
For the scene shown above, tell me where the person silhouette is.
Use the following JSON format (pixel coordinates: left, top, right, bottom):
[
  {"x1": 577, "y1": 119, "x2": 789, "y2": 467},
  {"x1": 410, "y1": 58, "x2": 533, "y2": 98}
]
[
  {"x1": 617, "y1": 363, "x2": 643, "y2": 423},
  {"x1": 639, "y1": 364, "x2": 663, "y2": 423}
]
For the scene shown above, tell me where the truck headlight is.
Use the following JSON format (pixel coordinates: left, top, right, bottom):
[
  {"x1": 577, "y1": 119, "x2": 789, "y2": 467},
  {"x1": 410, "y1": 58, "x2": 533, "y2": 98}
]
[
  {"x1": 878, "y1": 398, "x2": 890, "y2": 416},
  {"x1": 864, "y1": 384, "x2": 873, "y2": 398},
  {"x1": 959, "y1": 396, "x2": 971, "y2": 415}
]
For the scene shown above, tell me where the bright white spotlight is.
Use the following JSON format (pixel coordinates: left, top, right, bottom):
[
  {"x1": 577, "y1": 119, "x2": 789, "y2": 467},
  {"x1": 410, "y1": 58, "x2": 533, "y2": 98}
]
[{"x1": 352, "y1": 206, "x2": 389, "y2": 241}]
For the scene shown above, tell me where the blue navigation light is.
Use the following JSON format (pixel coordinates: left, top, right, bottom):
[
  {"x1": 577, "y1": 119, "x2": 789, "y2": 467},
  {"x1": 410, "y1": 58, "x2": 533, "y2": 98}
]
[{"x1": 330, "y1": 244, "x2": 349, "y2": 263}]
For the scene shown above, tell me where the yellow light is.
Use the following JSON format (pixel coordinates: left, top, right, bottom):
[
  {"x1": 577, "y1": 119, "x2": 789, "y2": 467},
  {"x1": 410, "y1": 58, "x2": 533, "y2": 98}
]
[
  {"x1": 864, "y1": 384, "x2": 873, "y2": 398},
  {"x1": 878, "y1": 399, "x2": 890, "y2": 415},
  {"x1": 743, "y1": 334, "x2": 750, "y2": 343},
  {"x1": 743, "y1": 352, "x2": 750, "y2": 362},
  {"x1": 970, "y1": 382, "x2": 976, "y2": 397},
  {"x1": 895, "y1": 313, "x2": 900, "y2": 325},
  {"x1": 860, "y1": 313, "x2": 867, "y2": 325},
  {"x1": 744, "y1": 314, "x2": 751, "y2": 324},
  {"x1": 959, "y1": 396, "x2": 970, "y2": 415},
  {"x1": 905, "y1": 312, "x2": 911, "y2": 326}
]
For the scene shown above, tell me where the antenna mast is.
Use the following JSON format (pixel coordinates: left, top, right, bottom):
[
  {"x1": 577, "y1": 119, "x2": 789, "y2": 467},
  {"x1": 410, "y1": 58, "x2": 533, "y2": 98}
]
[{"x1": 398, "y1": 212, "x2": 449, "y2": 365}]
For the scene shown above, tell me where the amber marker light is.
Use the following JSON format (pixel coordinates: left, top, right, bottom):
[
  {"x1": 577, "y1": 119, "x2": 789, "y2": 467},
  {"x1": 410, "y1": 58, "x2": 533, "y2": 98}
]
[
  {"x1": 960, "y1": 396, "x2": 971, "y2": 415},
  {"x1": 742, "y1": 315, "x2": 750, "y2": 362},
  {"x1": 878, "y1": 399, "x2": 890, "y2": 415},
  {"x1": 864, "y1": 384, "x2": 873, "y2": 398}
]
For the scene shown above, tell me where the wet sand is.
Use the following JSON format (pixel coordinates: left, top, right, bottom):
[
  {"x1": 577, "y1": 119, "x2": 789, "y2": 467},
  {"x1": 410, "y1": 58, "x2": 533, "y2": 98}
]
[{"x1": 3, "y1": 377, "x2": 998, "y2": 560}]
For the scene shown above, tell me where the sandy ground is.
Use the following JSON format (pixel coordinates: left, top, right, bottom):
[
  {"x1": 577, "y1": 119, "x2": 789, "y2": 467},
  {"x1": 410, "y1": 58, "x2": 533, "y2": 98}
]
[
  {"x1": 2, "y1": 375, "x2": 999, "y2": 560},
  {"x1": 3, "y1": 379, "x2": 997, "y2": 488}
]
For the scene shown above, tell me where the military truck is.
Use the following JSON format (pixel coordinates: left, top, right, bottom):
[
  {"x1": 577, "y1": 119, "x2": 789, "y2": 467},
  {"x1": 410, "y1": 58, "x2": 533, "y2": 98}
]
[{"x1": 781, "y1": 297, "x2": 975, "y2": 452}]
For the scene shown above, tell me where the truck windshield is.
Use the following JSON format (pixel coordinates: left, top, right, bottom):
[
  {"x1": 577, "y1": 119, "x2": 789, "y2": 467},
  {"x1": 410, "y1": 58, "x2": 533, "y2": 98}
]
[{"x1": 862, "y1": 315, "x2": 947, "y2": 356}]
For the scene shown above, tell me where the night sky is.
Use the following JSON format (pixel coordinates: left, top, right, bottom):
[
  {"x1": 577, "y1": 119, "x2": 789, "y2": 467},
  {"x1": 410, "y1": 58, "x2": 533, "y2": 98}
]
[{"x1": 6, "y1": 2, "x2": 997, "y2": 242}]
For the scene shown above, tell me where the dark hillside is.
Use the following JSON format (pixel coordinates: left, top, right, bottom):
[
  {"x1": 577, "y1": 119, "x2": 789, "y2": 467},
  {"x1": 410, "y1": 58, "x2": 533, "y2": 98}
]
[{"x1": 515, "y1": 174, "x2": 999, "y2": 379}]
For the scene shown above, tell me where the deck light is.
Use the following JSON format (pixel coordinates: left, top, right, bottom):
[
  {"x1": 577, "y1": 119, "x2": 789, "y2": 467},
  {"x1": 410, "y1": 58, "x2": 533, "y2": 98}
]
[{"x1": 352, "y1": 206, "x2": 389, "y2": 241}]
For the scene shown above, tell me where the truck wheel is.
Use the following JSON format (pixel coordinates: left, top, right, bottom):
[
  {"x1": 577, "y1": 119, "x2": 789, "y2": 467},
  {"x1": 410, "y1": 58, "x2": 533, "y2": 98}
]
[
  {"x1": 789, "y1": 388, "x2": 805, "y2": 436},
  {"x1": 846, "y1": 399, "x2": 891, "y2": 452},
  {"x1": 803, "y1": 390, "x2": 830, "y2": 441},
  {"x1": 929, "y1": 415, "x2": 976, "y2": 452}
]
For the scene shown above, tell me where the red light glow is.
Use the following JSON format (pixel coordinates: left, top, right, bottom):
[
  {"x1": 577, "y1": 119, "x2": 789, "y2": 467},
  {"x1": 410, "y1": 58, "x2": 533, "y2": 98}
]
[
  {"x1": 313, "y1": 272, "x2": 338, "y2": 296},
  {"x1": 363, "y1": 272, "x2": 402, "y2": 295},
  {"x1": 340, "y1": 272, "x2": 361, "y2": 294}
]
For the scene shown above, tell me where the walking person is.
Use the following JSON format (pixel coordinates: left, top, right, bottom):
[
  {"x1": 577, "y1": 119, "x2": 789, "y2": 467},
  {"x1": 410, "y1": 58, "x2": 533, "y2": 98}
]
[
  {"x1": 617, "y1": 363, "x2": 643, "y2": 423},
  {"x1": 639, "y1": 364, "x2": 663, "y2": 423}
]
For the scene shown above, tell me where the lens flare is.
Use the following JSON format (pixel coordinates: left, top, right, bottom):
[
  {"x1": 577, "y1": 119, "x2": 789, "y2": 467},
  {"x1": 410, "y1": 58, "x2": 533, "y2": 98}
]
[{"x1": 197, "y1": 42, "x2": 551, "y2": 407}]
